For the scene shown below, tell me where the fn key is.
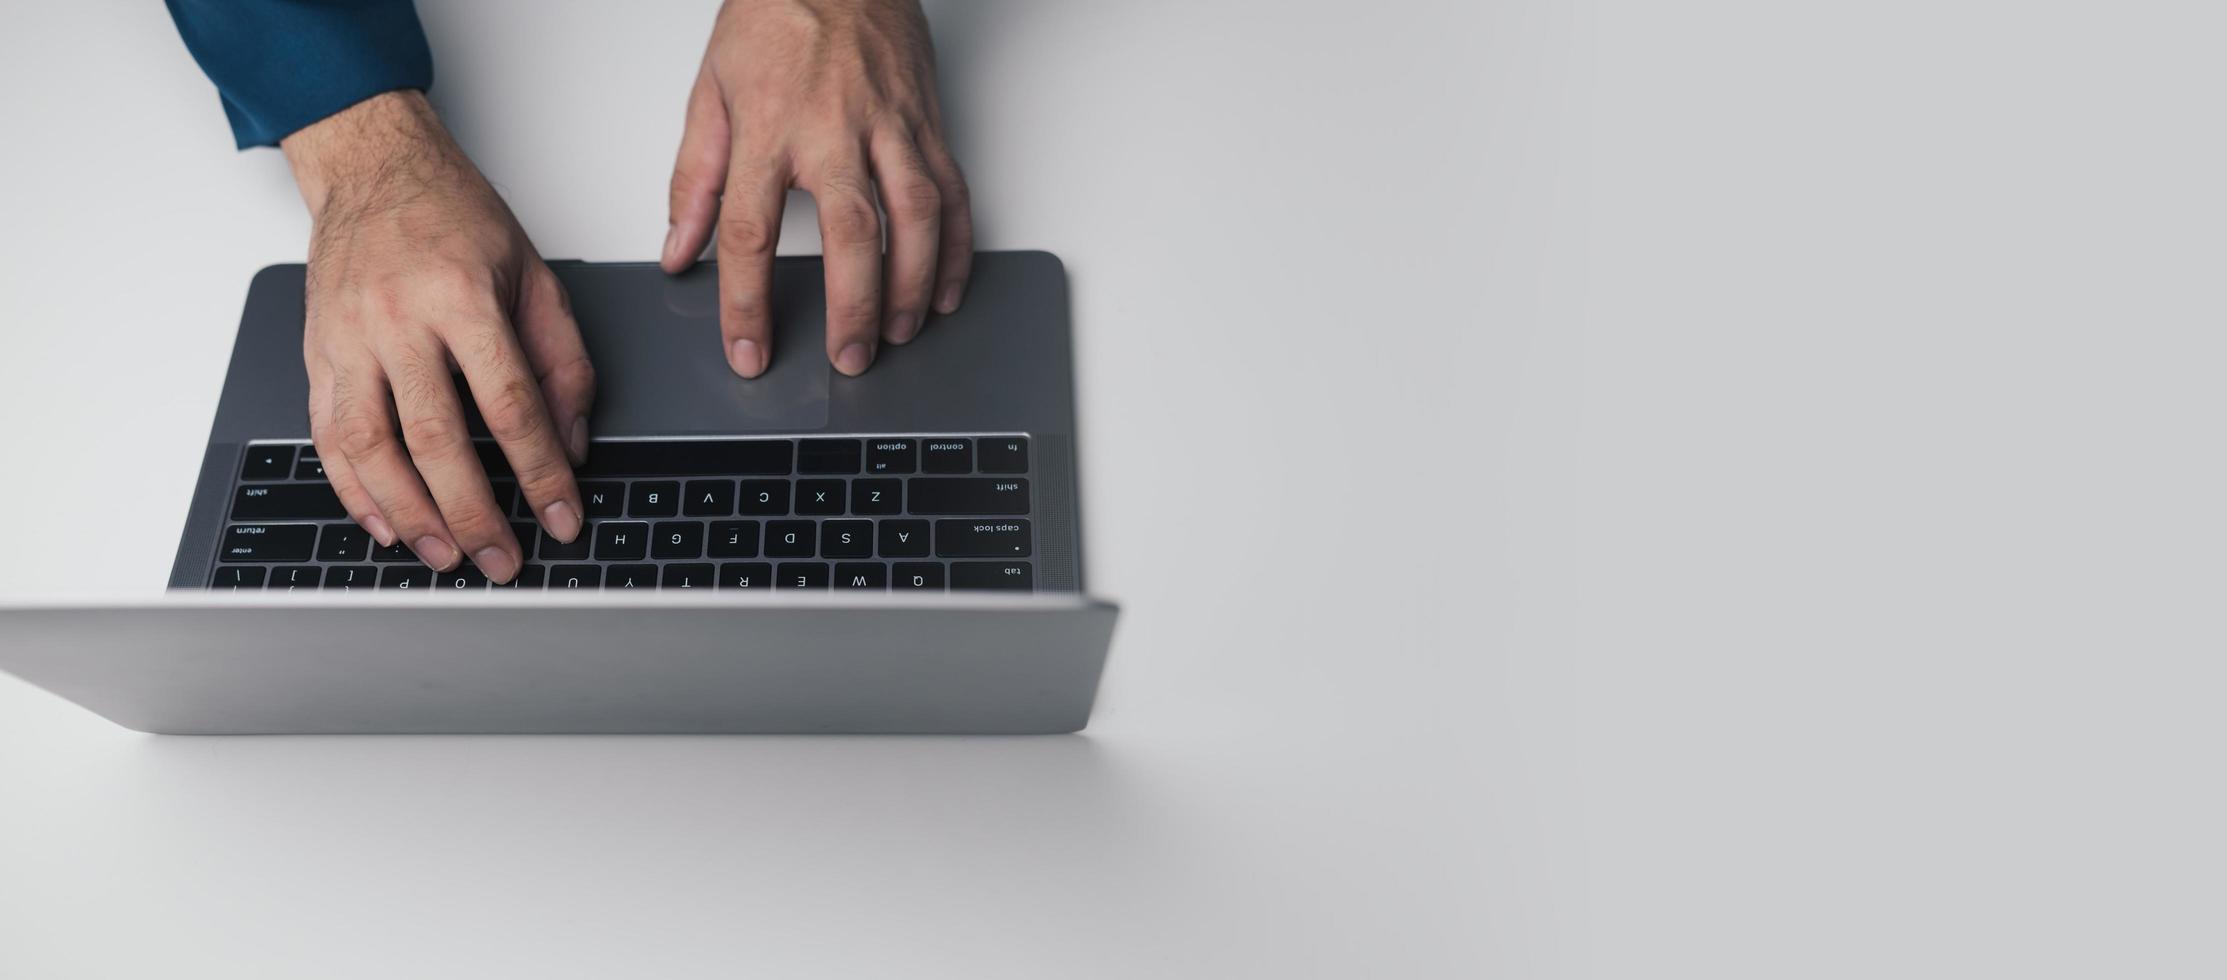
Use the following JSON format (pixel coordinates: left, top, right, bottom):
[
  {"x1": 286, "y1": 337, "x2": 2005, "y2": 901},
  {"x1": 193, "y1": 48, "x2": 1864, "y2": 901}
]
[{"x1": 951, "y1": 561, "x2": 1033, "y2": 592}]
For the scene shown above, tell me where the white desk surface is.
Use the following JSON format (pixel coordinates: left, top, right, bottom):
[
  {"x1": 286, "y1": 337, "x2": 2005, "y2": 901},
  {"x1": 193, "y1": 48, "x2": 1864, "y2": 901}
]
[{"x1": 3, "y1": 2, "x2": 2222, "y2": 976}]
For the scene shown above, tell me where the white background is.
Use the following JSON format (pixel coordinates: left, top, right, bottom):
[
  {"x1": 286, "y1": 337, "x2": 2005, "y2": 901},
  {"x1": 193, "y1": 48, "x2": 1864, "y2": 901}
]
[{"x1": 2, "y1": 1, "x2": 2222, "y2": 976}]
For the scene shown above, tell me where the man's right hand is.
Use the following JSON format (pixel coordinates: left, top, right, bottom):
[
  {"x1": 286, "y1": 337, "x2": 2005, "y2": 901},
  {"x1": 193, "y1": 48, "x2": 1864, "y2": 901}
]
[{"x1": 283, "y1": 91, "x2": 591, "y2": 584}]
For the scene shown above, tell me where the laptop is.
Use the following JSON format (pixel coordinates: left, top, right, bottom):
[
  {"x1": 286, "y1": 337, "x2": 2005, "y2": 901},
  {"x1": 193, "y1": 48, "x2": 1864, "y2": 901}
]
[{"x1": 0, "y1": 251, "x2": 1119, "y2": 734}]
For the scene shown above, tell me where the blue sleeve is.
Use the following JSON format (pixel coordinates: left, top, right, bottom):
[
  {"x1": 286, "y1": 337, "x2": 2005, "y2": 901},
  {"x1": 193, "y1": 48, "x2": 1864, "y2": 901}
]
[{"x1": 165, "y1": 0, "x2": 435, "y2": 150}]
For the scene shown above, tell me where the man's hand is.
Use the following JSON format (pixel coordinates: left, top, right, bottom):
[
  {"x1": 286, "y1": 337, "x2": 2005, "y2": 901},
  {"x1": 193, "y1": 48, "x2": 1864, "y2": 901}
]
[
  {"x1": 284, "y1": 91, "x2": 592, "y2": 584},
  {"x1": 662, "y1": 0, "x2": 973, "y2": 378}
]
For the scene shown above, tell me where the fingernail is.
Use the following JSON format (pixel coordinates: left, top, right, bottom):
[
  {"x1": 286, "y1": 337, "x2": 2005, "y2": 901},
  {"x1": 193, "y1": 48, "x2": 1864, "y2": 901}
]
[
  {"x1": 415, "y1": 536, "x2": 459, "y2": 571},
  {"x1": 543, "y1": 500, "x2": 581, "y2": 543},
  {"x1": 936, "y1": 283, "x2": 964, "y2": 314},
  {"x1": 474, "y1": 546, "x2": 517, "y2": 584},
  {"x1": 836, "y1": 341, "x2": 875, "y2": 376},
  {"x1": 661, "y1": 225, "x2": 680, "y2": 266},
  {"x1": 568, "y1": 416, "x2": 589, "y2": 464},
  {"x1": 886, "y1": 312, "x2": 919, "y2": 345},
  {"x1": 730, "y1": 338, "x2": 764, "y2": 378},
  {"x1": 362, "y1": 513, "x2": 395, "y2": 547}
]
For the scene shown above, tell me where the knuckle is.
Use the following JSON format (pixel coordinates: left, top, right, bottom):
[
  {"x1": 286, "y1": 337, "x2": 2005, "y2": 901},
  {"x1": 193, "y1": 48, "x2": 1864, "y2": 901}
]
[
  {"x1": 334, "y1": 409, "x2": 392, "y2": 460},
  {"x1": 718, "y1": 212, "x2": 778, "y2": 256},
  {"x1": 887, "y1": 177, "x2": 940, "y2": 223},
  {"x1": 480, "y1": 376, "x2": 546, "y2": 442},
  {"x1": 724, "y1": 291, "x2": 770, "y2": 325},
  {"x1": 828, "y1": 294, "x2": 880, "y2": 327},
  {"x1": 398, "y1": 412, "x2": 466, "y2": 455},
  {"x1": 819, "y1": 195, "x2": 881, "y2": 246},
  {"x1": 550, "y1": 356, "x2": 596, "y2": 398}
]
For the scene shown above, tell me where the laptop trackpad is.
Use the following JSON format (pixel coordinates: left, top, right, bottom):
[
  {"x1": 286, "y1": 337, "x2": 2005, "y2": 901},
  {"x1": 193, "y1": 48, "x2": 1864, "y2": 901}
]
[{"x1": 566, "y1": 263, "x2": 831, "y2": 434}]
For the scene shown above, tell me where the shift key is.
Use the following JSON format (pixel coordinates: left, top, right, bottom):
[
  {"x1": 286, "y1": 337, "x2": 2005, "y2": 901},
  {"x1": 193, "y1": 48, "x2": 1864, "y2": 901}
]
[
  {"x1": 908, "y1": 478, "x2": 1030, "y2": 515},
  {"x1": 232, "y1": 483, "x2": 347, "y2": 520}
]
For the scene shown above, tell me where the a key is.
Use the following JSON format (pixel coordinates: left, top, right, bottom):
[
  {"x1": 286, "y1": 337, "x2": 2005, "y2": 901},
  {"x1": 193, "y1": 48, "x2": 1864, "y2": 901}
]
[
  {"x1": 653, "y1": 520, "x2": 705, "y2": 558},
  {"x1": 796, "y1": 479, "x2": 846, "y2": 515},
  {"x1": 629, "y1": 481, "x2": 680, "y2": 517},
  {"x1": 892, "y1": 562, "x2": 946, "y2": 591},
  {"x1": 240, "y1": 445, "x2": 295, "y2": 481},
  {"x1": 798, "y1": 438, "x2": 863, "y2": 474},
  {"x1": 951, "y1": 561, "x2": 1034, "y2": 592},
  {"x1": 907, "y1": 478, "x2": 1030, "y2": 516},
  {"x1": 765, "y1": 520, "x2": 816, "y2": 557},
  {"x1": 866, "y1": 438, "x2": 917, "y2": 474},
  {"x1": 231, "y1": 483, "x2": 346, "y2": 521},
  {"x1": 549, "y1": 565, "x2": 602, "y2": 589},
  {"x1": 379, "y1": 566, "x2": 435, "y2": 589},
  {"x1": 719, "y1": 562, "x2": 772, "y2": 589},
  {"x1": 321, "y1": 565, "x2": 376, "y2": 591},
  {"x1": 850, "y1": 479, "x2": 901, "y2": 515},
  {"x1": 212, "y1": 566, "x2": 266, "y2": 590},
  {"x1": 606, "y1": 564, "x2": 658, "y2": 589},
  {"x1": 580, "y1": 481, "x2": 626, "y2": 517},
  {"x1": 495, "y1": 565, "x2": 546, "y2": 589},
  {"x1": 776, "y1": 562, "x2": 830, "y2": 589},
  {"x1": 576, "y1": 439, "x2": 793, "y2": 477},
  {"x1": 821, "y1": 520, "x2": 873, "y2": 558},
  {"x1": 490, "y1": 481, "x2": 518, "y2": 517},
  {"x1": 934, "y1": 519, "x2": 1033, "y2": 558},
  {"x1": 269, "y1": 566, "x2": 321, "y2": 591},
  {"x1": 372, "y1": 539, "x2": 420, "y2": 562},
  {"x1": 738, "y1": 480, "x2": 791, "y2": 515},
  {"x1": 660, "y1": 563, "x2": 716, "y2": 588},
  {"x1": 878, "y1": 519, "x2": 931, "y2": 557},
  {"x1": 437, "y1": 566, "x2": 488, "y2": 590},
  {"x1": 471, "y1": 441, "x2": 514, "y2": 478},
  {"x1": 833, "y1": 563, "x2": 887, "y2": 590},
  {"x1": 708, "y1": 520, "x2": 760, "y2": 558},
  {"x1": 977, "y1": 437, "x2": 1030, "y2": 474},
  {"x1": 684, "y1": 479, "x2": 736, "y2": 516},
  {"x1": 540, "y1": 524, "x2": 593, "y2": 561},
  {"x1": 921, "y1": 439, "x2": 973, "y2": 473},
  {"x1": 511, "y1": 522, "x2": 538, "y2": 560},
  {"x1": 220, "y1": 523, "x2": 317, "y2": 562},
  {"x1": 317, "y1": 523, "x2": 370, "y2": 562},
  {"x1": 293, "y1": 457, "x2": 327, "y2": 481},
  {"x1": 594, "y1": 521, "x2": 650, "y2": 560}
]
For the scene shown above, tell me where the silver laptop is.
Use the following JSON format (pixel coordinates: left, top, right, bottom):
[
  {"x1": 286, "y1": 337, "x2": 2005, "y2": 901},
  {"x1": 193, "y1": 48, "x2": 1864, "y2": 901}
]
[{"x1": 0, "y1": 252, "x2": 1118, "y2": 733}]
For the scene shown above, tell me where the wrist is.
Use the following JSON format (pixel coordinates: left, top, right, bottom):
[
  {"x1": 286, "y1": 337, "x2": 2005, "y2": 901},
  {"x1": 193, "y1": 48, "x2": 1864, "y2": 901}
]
[{"x1": 281, "y1": 90, "x2": 454, "y2": 218}]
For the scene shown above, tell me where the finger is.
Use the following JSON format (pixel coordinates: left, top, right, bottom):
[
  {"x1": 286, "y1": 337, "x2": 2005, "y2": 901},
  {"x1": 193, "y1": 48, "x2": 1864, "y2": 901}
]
[
  {"x1": 516, "y1": 260, "x2": 596, "y2": 479},
  {"x1": 920, "y1": 134, "x2": 974, "y2": 315},
  {"x1": 805, "y1": 155, "x2": 884, "y2": 375},
  {"x1": 450, "y1": 297, "x2": 584, "y2": 563},
  {"x1": 869, "y1": 129, "x2": 940, "y2": 346},
  {"x1": 382, "y1": 337, "x2": 519, "y2": 580},
  {"x1": 664, "y1": 67, "x2": 731, "y2": 274},
  {"x1": 716, "y1": 156, "x2": 790, "y2": 378},
  {"x1": 307, "y1": 365, "x2": 393, "y2": 546},
  {"x1": 327, "y1": 362, "x2": 460, "y2": 570}
]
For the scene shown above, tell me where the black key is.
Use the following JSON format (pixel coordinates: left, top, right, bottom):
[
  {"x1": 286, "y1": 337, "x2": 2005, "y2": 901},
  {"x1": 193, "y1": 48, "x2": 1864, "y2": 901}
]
[
  {"x1": 878, "y1": 519, "x2": 931, "y2": 557},
  {"x1": 322, "y1": 565, "x2": 377, "y2": 591},
  {"x1": 231, "y1": 483, "x2": 346, "y2": 521},
  {"x1": 211, "y1": 566, "x2": 265, "y2": 590},
  {"x1": 595, "y1": 521, "x2": 650, "y2": 560},
  {"x1": 834, "y1": 563, "x2": 887, "y2": 590},
  {"x1": 683, "y1": 479, "x2": 735, "y2": 516},
  {"x1": 866, "y1": 438, "x2": 917, "y2": 474},
  {"x1": 549, "y1": 564, "x2": 602, "y2": 589},
  {"x1": 851, "y1": 479, "x2": 901, "y2": 515},
  {"x1": 540, "y1": 524, "x2": 593, "y2": 560},
  {"x1": 921, "y1": 439, "x2": 973, "y2": 473},
  {"x1": 908, "y1": 478, "x2": 1030, "y2": 516},
  {"x1": 765, "y1": 520, "x2": 816, "y2": 558},
  {"x1": 719, "y1": 562, "x2": 773, "y2": 589},
  {"x1": 220, "y1": 523, "x2": 317, "y2": 562},
  {"x1": 299, "y1": 444, "x2": 319, "y2": 461},
  {"x1": 490, "y1": 481, "x2": 518, "y2": 517},
  {"x1": 653, "y1": 520, "x2": 705, "y2": 558},
  {"x1": 892, "y1": 562, "x2": 945, "y2": 591},
  {"x1": 510, "y1": 522, "x2": 538, "y2": 560},
  {"x1": 952, "y1": 561, "x2": 1034, "y2": 592},
  {"x1": 798, "y1": 438, "x2": 863, "y2": 474},
  {"x1": 777, "y1": 562, "x2": 830, "y2": 589},
  {"x1": 629, "y1": 481, "x2": 680, "y2": 517},
  {"x1": 379, "y1": 566, "x2": 436, "y2": 590},
  {"x1": 580, "y1": 481, "x2": 626, "y2": 517},
  {"x1": 796, "y1": 479, "x2": 846, "y2": 515},
  {"x1": 708, "y1": 520, "x2": 760, "y2": 558},
  {"x1": 576, "y1": 439, "x2": 794, "y2": 477},
  {"x1": 935, "y1": 519, "x2": 1033, "y2": 558},
  {"x1": 294, "y1": 457, "x2": 327, "y2": 481},
  {"x1": 269, "y1": 566, "x2": 322, "y2": 591},
  {"x1": 437, "y1": 566, "x2": 488, "y2": 590},
  {"x1": 495, "y1": 565, "x2": 546, "y2": 589},
  {"x1": 660, "y1": 563, "x2": 716, "y2": 589},
  {"x1": 977, "y1": 436, "x2": 1030, "y2": 474},
  {"x1": 318, "y1": 523, "x2": 371, "y2": 562},
  {"x1": 241, "y1": 445, "x2": 295, "y2": 481},
  {"x1": 821, "y1": 520, "x2": 873, "y2": 558},
  {"x1": 372, "y1": 539, "x2": 420, "y2": 563},
  {"x1": 514, "y1": 486, "x2": 537, "y2": 518},
  {"x1": 738, "y1": 480, "x2": 791, "y2": 515},
  {"x1": 472, "y1": 441, "x2": 514, "y2": 478},
  {"x1": 606, "y1": 564, "x2": 658, "y2": 589}
]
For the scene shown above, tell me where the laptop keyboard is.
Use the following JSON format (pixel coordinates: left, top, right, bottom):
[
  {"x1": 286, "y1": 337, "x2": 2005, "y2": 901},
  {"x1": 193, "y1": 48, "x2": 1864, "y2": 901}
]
[{"x1": 210, "y1": 436, "x2": 1039, "y2": 593}]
